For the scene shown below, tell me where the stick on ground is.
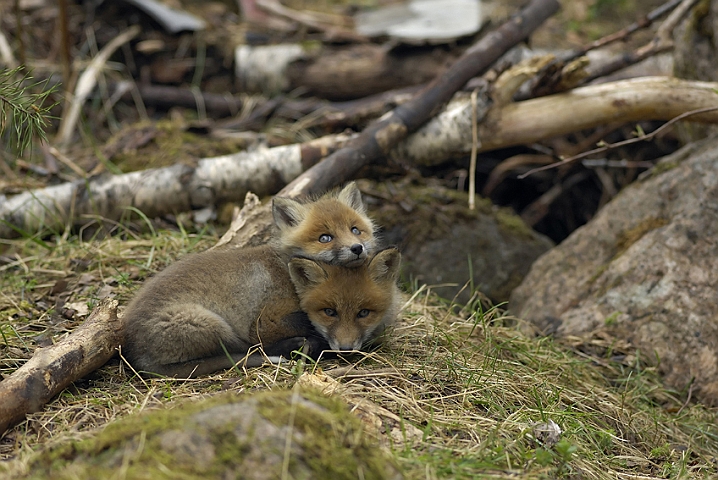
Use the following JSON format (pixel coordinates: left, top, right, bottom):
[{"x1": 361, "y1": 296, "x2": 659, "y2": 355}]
[{"x1": 0, "y1": 299, "x2": 123, "y2": 434}]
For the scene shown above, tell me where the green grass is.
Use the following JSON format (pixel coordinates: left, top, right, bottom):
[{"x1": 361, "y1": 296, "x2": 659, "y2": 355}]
[{"x1": 0, "y1": 228, "x2": 717, "y2": 478}]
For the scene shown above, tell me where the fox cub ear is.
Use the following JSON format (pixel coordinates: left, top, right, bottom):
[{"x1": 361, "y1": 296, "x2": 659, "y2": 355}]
[
  {"x1": 273, "y1": 197, "x2": 306, "y2": 230},
  {"x1": 288, "y1": 258, "x2": 329, "y2": 294},
  {"x1": 369, "y1": 247, "x2": 401, "y2": 283},
  {"x1": 336, "y1": 182, "x2": 366, "y2": 214}
]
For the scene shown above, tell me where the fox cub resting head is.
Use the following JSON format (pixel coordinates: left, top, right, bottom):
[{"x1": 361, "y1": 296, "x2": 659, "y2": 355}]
[
  {"x1": 289, "y1": 247, "x2": 402, "y2": 351},
  {"x1": 273, "y1": 182, "x2": 377, "y2": 267}
]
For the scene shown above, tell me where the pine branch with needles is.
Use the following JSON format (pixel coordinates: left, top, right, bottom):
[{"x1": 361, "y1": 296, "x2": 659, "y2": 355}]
[{"x1": 0, "y1": 67, "x2": 57, "y2": 155}]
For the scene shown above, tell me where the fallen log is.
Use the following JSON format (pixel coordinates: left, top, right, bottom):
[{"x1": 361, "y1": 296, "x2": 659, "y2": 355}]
[
  {"x1": 0, "y1": 299, "x2": 122, "y2": 434},
  {"x1": 236, "y1": 42, "x2": 453, "y2": 101},
  {"x1": 400, "y1": 76, "x2": 718, "y2": 166},
  {"x1": 0, "y1": 134, "x2": 352, "y2": 239}
]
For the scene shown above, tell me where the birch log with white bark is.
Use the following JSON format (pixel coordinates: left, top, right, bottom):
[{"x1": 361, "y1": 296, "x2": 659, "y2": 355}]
[{"x1": 0, "y1": 134, "x2": 351, "y2": 238}]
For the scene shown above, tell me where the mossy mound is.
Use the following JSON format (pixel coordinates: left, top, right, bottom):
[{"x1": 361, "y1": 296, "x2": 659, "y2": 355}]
[{"x1": 16, "y1": 389, "x2": 400, "y2": 480}]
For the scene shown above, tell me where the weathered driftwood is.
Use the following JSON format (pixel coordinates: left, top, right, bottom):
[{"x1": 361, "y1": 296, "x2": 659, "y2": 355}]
[{"x1": 0, "y1": 299, "x2": 123, "y2": 434}]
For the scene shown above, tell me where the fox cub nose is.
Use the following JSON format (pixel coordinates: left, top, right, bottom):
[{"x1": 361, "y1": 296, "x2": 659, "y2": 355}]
[{"x1": 350, "y1": 244, "x2": 364, "y2": 255}]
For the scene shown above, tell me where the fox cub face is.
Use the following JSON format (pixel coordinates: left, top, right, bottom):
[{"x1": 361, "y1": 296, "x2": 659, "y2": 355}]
[
  {"x1": 272, "y1": 182, "x2": 377, "y2": 267},
  {"x1": 288, "y1": 247, "x2": 401, "y2": 351}
]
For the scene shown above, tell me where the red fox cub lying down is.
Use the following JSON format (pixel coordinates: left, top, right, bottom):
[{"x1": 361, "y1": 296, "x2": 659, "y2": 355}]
[{"x1": 122, "y1": 183, "x2": 401, "y2": 378}]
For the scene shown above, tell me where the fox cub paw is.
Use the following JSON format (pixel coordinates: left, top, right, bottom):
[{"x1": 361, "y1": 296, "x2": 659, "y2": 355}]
[{"x1": 267, "y1": 336, "x2": 330, "y2": 360}]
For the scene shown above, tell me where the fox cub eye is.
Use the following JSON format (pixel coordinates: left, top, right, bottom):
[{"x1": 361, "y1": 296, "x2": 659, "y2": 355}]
[
  {"x1": 319, "y1": 234, "x2": 333, "y2": 243},
  {"x1": 323, "y1": 308, "x2": 338, "y2": 317},
  {"x1": 357, "y1": 309, "x2": 370, "y2": 318},
  {"x1": 351, "y1": 226, "x2": 361, "y2": 235}
]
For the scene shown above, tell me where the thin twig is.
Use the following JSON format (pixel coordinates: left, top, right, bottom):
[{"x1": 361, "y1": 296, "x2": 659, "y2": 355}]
[
  {"x1": 563, "y1": 0, "x2": 684, "y2": 61},
  {"x1": 47, "y1": 145, "x2": 88, "y2": 178},
  {"x1": 468, "y1": 89, "x2": 479, "y2": 210},
  {"x1": 582, "y1": 0, "x2": 698, "y2": 84},
  {"x1": 518, "y1": 106, "x2": 718, "y2": 179},
  {"x1": 655, "y1": 0, "x2": 699, "y2": 40},
  {"x1": 56, "y1": 25, "x2": 141, "y2": 146},
  {"x1": 520, "y1": 172, "x2": 591, "y2": 226},
  {"x1": 677, "y1": 380, "x2": 694, "y2": 415}
]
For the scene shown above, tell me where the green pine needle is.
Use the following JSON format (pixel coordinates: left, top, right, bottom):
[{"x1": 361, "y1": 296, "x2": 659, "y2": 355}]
[{"x1": 0, "y1": 67, "x2": 58, "y2": 155}]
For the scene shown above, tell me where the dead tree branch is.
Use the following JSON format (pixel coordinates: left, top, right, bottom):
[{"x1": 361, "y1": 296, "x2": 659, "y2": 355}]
[
  {"x1": 563, "y1": 0, "x2": 685, "y2": 61},
  {"x1": 0, "y1": 299, "x2": 122, "y2": 434},
  {"x1": 479, "y1": 77, "x2": 718, "y2": 154},
  {"x1": 582, "y1": 0, "x2": 699, "y2": 84},
  {"x1": 399, "y1": 77, "x2": 718, "y2": 166}
]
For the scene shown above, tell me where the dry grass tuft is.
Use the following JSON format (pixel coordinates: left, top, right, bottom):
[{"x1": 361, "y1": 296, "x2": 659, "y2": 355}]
[{"x1": 1, "y1": 228, "x2": 717, "y2": 478}]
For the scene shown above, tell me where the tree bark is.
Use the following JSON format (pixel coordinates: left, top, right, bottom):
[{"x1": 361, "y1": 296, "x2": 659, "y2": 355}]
[
  {"x1": 284, "y1": 43, "x2": 454, "y2": 100},
  {"x1": 236, "y1": 42, "x2": 452, "y2": 101},
  {"x1": 0, "y1": 299, "x2": 122, "y2": 434}
]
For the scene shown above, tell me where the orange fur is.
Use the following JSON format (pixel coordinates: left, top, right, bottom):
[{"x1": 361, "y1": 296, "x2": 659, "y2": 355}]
[
  {"x1": 289, "y1": 248, "x2": 402, "y2": 351},
  {"x1": 123, "y1": 183, "x2": 394, "y2": 378},
  {"x1": 272, "y1": 182, "x2": 378, "y2": 266}
]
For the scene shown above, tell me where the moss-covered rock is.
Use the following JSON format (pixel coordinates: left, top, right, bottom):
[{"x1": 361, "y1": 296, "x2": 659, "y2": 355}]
[
  {"x1": 14, "y1": 389, "x2": 401, "y2": 480},
  {"x1": 359, "y1": 178, "x2": 553, "y2": 304}
]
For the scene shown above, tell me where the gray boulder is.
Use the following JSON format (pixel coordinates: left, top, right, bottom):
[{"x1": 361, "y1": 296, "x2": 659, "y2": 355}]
[{"x1": 510, "y1": 137, "x2": 718, "y2": 404}]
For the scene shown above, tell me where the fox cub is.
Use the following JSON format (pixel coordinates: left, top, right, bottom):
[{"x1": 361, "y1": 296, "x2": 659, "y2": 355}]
[
  {"x1": 272, "y1": 182, "x2": 378, "y2": 265},
  {"x1": 290, "y1": 249, "x2": 401, "y2": 351},
  {"x1": 122, "y1": 183, "x2": 399, "y2": 378}
]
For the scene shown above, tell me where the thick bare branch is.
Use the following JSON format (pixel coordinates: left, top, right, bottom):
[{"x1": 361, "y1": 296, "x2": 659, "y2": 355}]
[
  {"x1": 0, "y1": 299, "x2": 122, "y2": 434},
  {"x1": 479, "y1": 77, "x2": 718, "y2": 152}
]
